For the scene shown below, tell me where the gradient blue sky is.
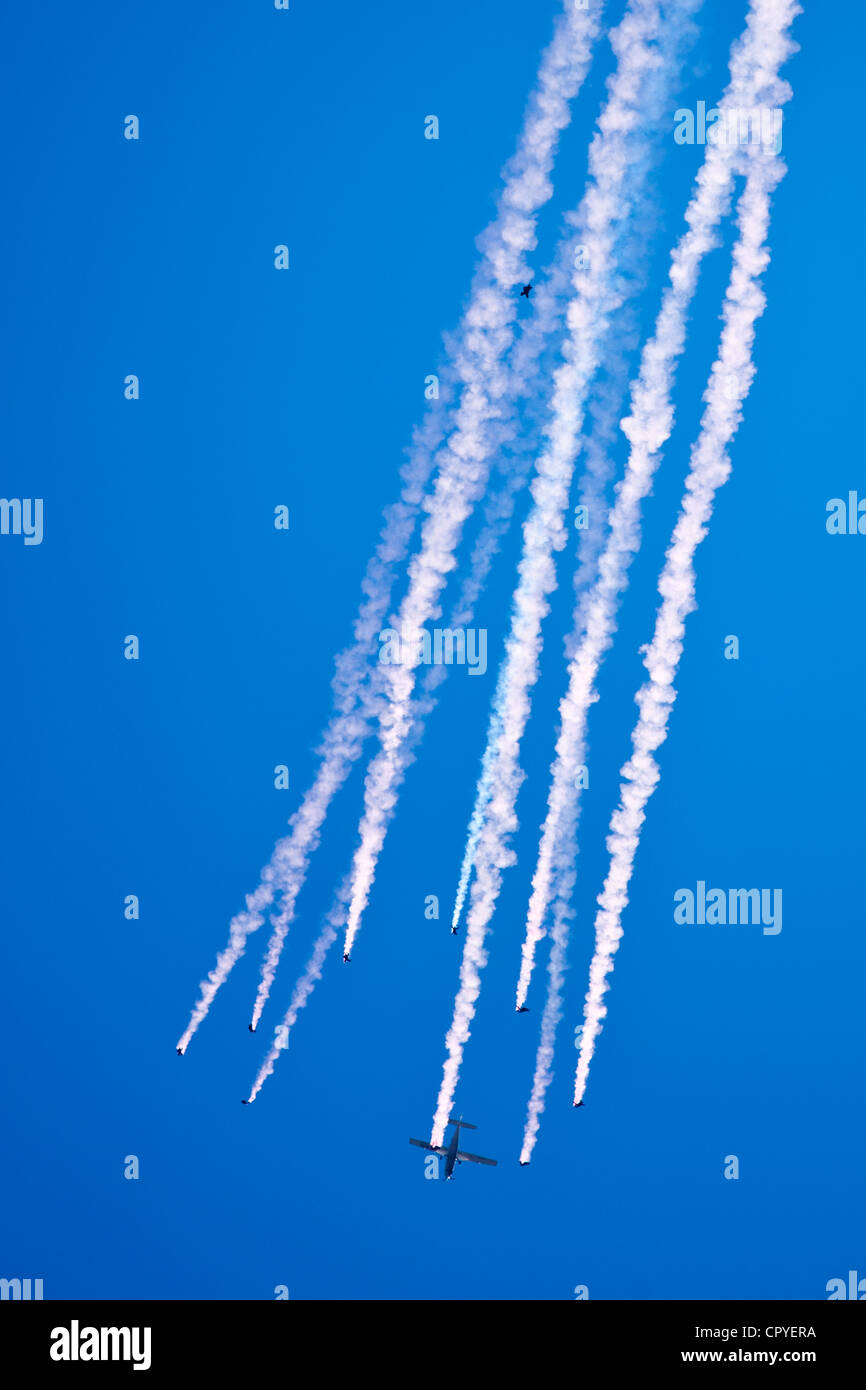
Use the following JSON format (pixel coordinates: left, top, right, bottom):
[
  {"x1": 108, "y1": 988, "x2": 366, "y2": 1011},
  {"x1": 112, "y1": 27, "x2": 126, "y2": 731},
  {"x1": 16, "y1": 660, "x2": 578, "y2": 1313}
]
[{"x1": 1, "y1": 0, "x2": 863, "y2": 1300}]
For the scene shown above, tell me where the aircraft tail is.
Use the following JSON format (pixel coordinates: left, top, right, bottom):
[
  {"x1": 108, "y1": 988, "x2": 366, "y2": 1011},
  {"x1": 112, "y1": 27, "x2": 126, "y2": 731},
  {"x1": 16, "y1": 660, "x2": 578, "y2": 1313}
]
[{"x1": 449, "y1": 1117, "x2": 477, "y2": 1130}]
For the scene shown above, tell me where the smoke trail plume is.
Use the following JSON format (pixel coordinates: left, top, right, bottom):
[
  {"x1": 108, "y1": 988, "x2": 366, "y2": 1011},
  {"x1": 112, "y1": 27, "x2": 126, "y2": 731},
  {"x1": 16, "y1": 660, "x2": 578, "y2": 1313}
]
[
  {"x1": 246, "y1": 884, "x2": 350, "y2": 1103},
  {"x1": 575, "y1": 131, "x2": 794, "y2": 1105}
]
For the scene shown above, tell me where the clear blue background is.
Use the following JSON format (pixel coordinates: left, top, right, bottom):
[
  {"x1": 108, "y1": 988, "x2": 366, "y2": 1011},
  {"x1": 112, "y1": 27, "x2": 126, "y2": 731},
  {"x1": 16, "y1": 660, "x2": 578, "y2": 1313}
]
[{"x1": 1, "y1": 0, "x2": 863, "y2": 1300}]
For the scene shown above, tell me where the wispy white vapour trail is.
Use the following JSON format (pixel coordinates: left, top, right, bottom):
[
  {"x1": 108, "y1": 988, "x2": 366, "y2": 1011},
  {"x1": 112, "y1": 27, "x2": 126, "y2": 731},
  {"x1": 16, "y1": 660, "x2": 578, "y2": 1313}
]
[
  {"x1": 516, "y1": 374, "x2": 639, "y2": 1160},
  {"x1": 431, "y1": 0, "x2": 703, "y2": 1149},
  {"x1": 340, "y1": 4, "x2": 604, "y2": 962},
  {"x1": 516, "y1": 0, "x2": 801, "y2": 1042},
  {"x1": 451, "y1": 730, "x2": 497, "y2": 933},
  {"x1": 246, "y1": 883, "x2": 351, "y2": 1103},
  {"x1": 176, "y1": 1, "x2": 601, "y2": 1052},
  {"x1": 575, "y1": 132, "x2": 794, "y2": 1105}
]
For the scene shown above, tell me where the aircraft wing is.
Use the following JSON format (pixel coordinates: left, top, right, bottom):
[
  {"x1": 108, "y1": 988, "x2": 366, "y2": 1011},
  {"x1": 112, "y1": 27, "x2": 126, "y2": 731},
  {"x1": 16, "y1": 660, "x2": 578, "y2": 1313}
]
[
  {"x1": 456, "y1": 1150, "x2": 497, "y2": 1167},
  {"x1": 409, "y1": 1138, "x2": 448, "y2": 1155}
]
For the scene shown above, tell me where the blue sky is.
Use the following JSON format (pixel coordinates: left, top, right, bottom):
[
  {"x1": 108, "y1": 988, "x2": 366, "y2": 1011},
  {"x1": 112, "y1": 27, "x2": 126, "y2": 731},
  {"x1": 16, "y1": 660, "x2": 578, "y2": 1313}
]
[{"x1": 1, "y1": 0, "x2": 864, "y2": 1301}]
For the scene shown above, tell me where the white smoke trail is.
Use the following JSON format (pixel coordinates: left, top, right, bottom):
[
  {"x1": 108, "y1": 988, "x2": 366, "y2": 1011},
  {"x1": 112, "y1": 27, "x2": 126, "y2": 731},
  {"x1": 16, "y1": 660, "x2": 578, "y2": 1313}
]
[
  {"x1": 175, "y1": 1, "x2": 602, "y2": 1052},
  {"x1": 519, "y1": 893, "x2": 573, "y2": 1160},
  {"x1": 246, "y1": 885, "x2": 349, "y2": 1103},
  {"x1": 451, "y1": 712, "x2": 501, "y2": 932},
  {"x1": 516, "y1": 0, "x2": 801, "y2": 1031},
  {"x1": 574, "y1": 132, "x2": 794, "y2": 1105},
  {"x1": 431, "y1": 0, "x2": 703, "y2": 1149}
]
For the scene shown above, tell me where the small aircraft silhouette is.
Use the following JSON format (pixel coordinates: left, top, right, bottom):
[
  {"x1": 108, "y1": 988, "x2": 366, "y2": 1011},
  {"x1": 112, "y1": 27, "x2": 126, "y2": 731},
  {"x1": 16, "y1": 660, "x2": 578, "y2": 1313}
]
[
  {"x1": 176, "y1": 1048, "x2": 183, "y2": 1056},
  {"x1": 241, "y1": 1099, "x2": 250, "y2": 1105},
  {"x1": 409, "y1": 1117, "x2": 497, "y2": 1180},
  {"x1": 451, "y1": 925, "x2": 458, "y2": 935},
  {"x1": 248, "y1": 1024, "x2": 256, "y2": 1033},
  {"x1": 516, "y1": 1006, "x2": 529, "y2": 1013},
  {"x1": 573, "y1": 1100, "x2": 585, "y2": 1108},
  {"x1": 520, "y1": 283, "x2": 532, "y2": 298},
  {"x1": 343, "y1": 952, "x2": 351, "y2": 963}
]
